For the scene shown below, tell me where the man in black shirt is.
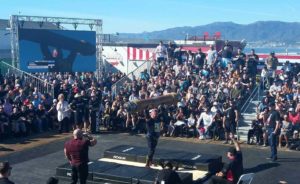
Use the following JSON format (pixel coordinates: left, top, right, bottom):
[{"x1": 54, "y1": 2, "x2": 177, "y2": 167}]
[
  {"x1": 0, "y1": 161, "x2": 14, "y2": 184},
  {"x1": 156, "y1": 161, "x2": 182, "y2": 184},
  {"x1": 70, "y1": 93, "x2": 85, "y2": 129},
  {"x1": 0, "y1": 106, "x2": 9, "y2": 138},
  {"x1": 88, "y1": 93, "x2": 99, "y2": 133},
  {"x1": 145, "y1": 108, "x2": 161, "y2": 167},
  {"x1": 266, "y1": 102, "x2": 281, "y2": 161},
  {"x1": 81, "y1": 90, "x2": 90, "y2": 132},
  {"x1": 209, "y1": 137, "x2": 243, "y2": 184},
  {"x1": 233, "y1": 48, "x2": 246, "y2": 71},
  {"x1": 195, "y1": 48, "x2": 206, "y2": 69},
  {"x1": 223, "y1": 101, "x2": 239, "y2": 144},
  {"x1": 247, "y1": 49, "x2": 259, "y2": 79}
]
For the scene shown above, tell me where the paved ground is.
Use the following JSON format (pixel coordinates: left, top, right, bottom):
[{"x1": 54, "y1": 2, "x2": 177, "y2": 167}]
[{"x1": 1, "y1": 133, "x2": 299, "y2": 184}]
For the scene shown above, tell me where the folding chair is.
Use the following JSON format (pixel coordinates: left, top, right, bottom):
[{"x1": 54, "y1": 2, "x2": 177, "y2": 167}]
[{"x1": 237, "y1": 173, "x2": 254, "y2": 184}]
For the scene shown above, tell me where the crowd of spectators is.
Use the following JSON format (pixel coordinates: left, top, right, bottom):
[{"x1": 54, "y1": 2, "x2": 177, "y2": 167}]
[
  {"x1": 104, "y1": 41, "x2": 257, "y2": 144},
  {"x1": 0, "y1": 71, "x2": 125, "y2": 140},
  {"x1": 247, "y1": 56, "x2": 300, "y2": 151},
  {"x1": 1, "y1": 40, "x2": 300, "y2": 151}
]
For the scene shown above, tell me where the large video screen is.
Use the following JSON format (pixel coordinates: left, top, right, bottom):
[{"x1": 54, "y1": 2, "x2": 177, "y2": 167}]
[{"x1": 18, "y1": 28, "x2": 96, "y2": 72}]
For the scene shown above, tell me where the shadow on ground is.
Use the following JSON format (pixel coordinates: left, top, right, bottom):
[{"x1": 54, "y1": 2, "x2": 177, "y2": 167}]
[{"x1": 244, "y1": 162, "x2": 280, "y2": 173}]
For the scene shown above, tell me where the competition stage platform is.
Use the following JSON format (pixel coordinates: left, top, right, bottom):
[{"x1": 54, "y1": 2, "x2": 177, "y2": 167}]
[{"x1": 56, "y1": 145, "x2": 223, "y2": 184}]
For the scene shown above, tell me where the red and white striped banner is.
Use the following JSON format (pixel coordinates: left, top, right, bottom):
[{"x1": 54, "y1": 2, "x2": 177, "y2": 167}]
[
  {"x1": 257, "y1": 54, "x2": 300, "y2": 63},
  {"x1": 127, "y1": 47, "x2": 156, "y2": 61}
]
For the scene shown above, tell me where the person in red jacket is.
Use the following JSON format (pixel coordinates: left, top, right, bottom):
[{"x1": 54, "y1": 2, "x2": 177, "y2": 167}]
[
  {"x1": 288, "y1": 108, "x2": 300, "y2": 131},
  {"x1": 209, "y1": 137, "x2": 243, "y2": 184}
]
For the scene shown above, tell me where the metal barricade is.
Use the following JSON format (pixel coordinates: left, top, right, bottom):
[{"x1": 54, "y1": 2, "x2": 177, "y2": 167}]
[{"x1": 0, "y1": 61, "x2": 54, "y2": 97}]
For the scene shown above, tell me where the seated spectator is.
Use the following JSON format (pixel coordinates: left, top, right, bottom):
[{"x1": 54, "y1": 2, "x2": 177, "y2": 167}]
[
  {"x1": 186, "y1": 113, "x2": 196, "y2": 137},
  {"x1": 174, "y1": 107, "x2": 186, "y2": 137},
  {"x1": 279, "y1": 114, "x2": 292, "y2": 148},
  {"x1": 288, "y1": 108, "x2": 300, "y2": 131},
  {"x1": 197, "y1": 107, "x2": 213, "y2": 140},
  {"x1": 289, "y1": 130, "x2": 300, "y2": 151},
  {"x1": 10, "y1": 107, "x2": 26, "y2": 137},
  {"x1": 247, "y1": 120, "x2": 263, "y2": 145}
]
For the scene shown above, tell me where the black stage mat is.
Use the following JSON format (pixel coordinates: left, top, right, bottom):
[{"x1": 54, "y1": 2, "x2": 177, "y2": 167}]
[
  {"x1": 104, "y1": 145, "x2": 222, "y2": 173},
  {"x1": 56, "y1": 161, "x2": 119, "y2": 182},
  {"x1": 103, "y1": 145, "x2": 148, "y2": 162},
  {"x1": 56, "y1": 160, "x2": 193, "y2": 184}
]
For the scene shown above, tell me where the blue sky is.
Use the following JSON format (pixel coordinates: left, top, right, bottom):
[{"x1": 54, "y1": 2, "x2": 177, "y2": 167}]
[{"x1": 0, "y1": 0, "x2": 299, "y2": 33}]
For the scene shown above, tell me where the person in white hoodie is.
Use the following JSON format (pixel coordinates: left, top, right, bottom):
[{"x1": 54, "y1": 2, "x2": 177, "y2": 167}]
[
  {"x1": 56, "y1": 94, "x2": 70, "y2": 133},
  {"x1": 197, "y1": 108, "x2": 213, "y2": 140}
]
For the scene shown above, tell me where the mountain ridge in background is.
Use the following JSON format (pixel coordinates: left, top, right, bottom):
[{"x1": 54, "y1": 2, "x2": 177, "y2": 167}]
[{"x1": 119, "y1": 21, "x2": 300, "y2": 43}]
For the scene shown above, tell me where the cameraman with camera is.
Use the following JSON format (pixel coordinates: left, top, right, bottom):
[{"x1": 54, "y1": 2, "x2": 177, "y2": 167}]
[
  {"x1": 247, "y1": 120, "x2": 263, "y2": 145},
  {"x1": 64, "y1": 129, "x2": 97, "y2": 184},
  {"x1": 155, "y1": 161, "x2": 182, "y2": 184}
]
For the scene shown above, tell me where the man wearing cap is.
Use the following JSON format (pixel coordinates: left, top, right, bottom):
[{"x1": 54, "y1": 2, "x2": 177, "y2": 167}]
[
  {"x1": 145, "y1": 108, "x2": 161, "y2": 167},
  {"x1": 266, "y1": 102, "x2": 281, "y2": 161},
  {"x1": 0, "y1": 161, "x2": 14, "y2": 184},
  {"x1": 209, "y1": 137, "x2": 243, "y2": 184},
  {"x1": 64, "y1": 129, "x2": 97, "y2": 184},
  {"x1": 266, "y1": 51, "x2": 278, "y2": 83}
]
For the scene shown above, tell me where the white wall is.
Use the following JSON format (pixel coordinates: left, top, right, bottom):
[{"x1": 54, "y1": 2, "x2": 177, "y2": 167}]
[{"x1": 102, "y1": 46, "x2": 155, "y2": 75}]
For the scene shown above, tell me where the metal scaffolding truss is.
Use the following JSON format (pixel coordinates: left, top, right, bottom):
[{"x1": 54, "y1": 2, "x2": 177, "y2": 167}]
[{"x1": 10, "y1": 15, "x2": 103, "y2": 79}]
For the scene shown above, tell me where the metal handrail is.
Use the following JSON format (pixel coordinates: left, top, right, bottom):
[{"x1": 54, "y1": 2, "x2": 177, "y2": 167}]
[
  {"x1": 240, "y1": 85, "x2": 258, "y2": 114},
  {"x1": 0, "y1": 60, "x2": 54, "y2": 97}
]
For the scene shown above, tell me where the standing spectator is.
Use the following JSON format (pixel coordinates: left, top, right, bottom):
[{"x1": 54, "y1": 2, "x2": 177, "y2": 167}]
[
  {"x1": 81, "y1": 90, "x2": 90, "y2": 133},
  {"x1": 36, "y1": 104, "x2": 48, "y2": 132},
  {"x1": 266, "y1": 102, "x2": 281, "y2": 161},
  {"x1": 206, "y1": 45, "x2": 217, "y2": 67},
  {"x1": 70, "y1": 93, "x2": 85, "y2": 129},
  {"x1": 223, "y1": 101, "x2": 239, "y2": 144},
  {"x1": 56, "y1": 94, "x2": 69, "y2": 133},
  {"x1": 48, "y1": 99, "x2": 58, "y2": 130},
  {"x1": 233, "y1": 48, "x2": 246, "y2": 71},
  {"x1": 194, "y1": 48, "x2": 206, "y2": 69},
  {"x1": 167, "y1": 41, "x2": 176, "y2": 64},
  {"x1": 64, "y1": 129, "x2": 97, "y2": 184},
  {"x1": 220, "y1": 40, "x2": 233, "y2": 69},
  {"x1": 246, "y1": 49, "x2": 259, "y2": 79},
  {"x1": 0, "y1": 106, "x2": 10, "y2": 139},
  {"x1": 0, "y1": 161, "x2": 14, "y2": 184},
  {"x1": 266, "y1": 51, "x2": 279, "y2": 84},
  {"x1": 88, "y1": 93, "x2": 99, "y2": 134},
  {"x1": 155, "y1": 41, "x2": 167, "y2": 64}
]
